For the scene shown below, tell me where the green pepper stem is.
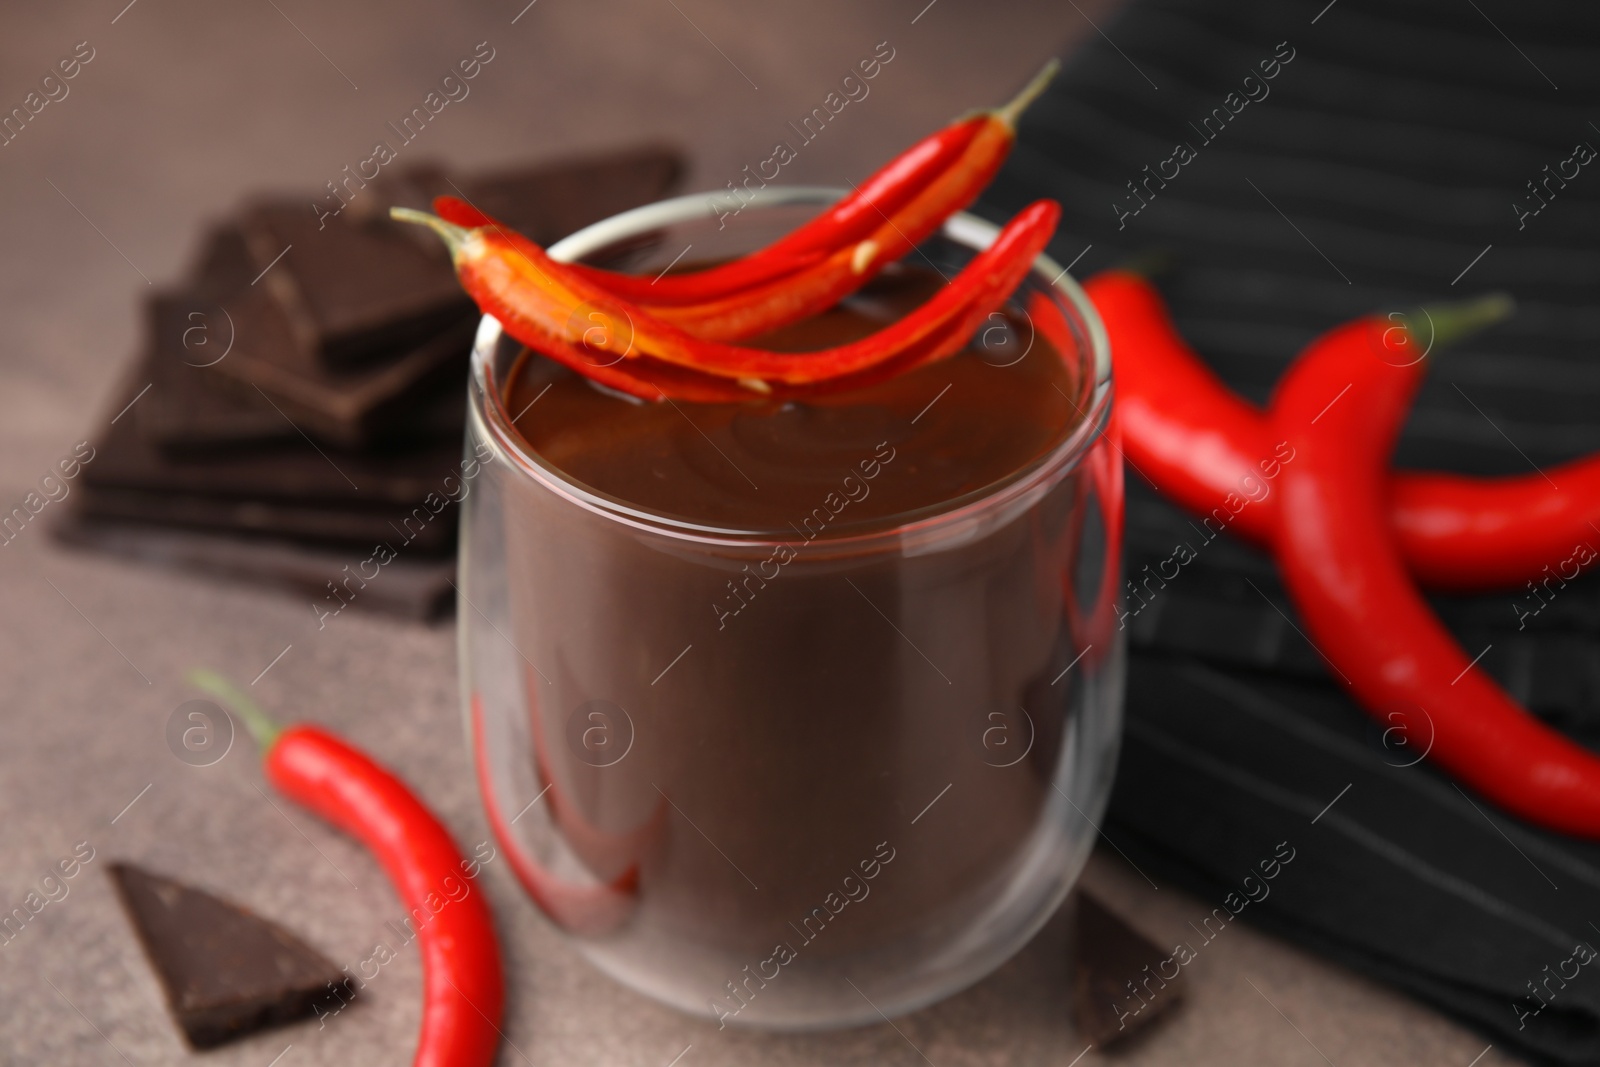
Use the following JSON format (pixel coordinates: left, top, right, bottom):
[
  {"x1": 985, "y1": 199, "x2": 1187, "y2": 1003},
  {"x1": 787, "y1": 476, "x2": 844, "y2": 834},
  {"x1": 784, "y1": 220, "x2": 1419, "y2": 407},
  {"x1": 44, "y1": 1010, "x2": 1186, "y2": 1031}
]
[
  {"x1": 1401, "y1": 292, "x2": 1516, "y2": 353},
  {"x1": 186, "y1": 668, "x2": 282, "y2": 752},
  {"x1": 390, "y1": 207, "x2": 469, "y2": 259},
  {"x1": 995, "y1": 57, "x2": 1061, "y2": 129}
]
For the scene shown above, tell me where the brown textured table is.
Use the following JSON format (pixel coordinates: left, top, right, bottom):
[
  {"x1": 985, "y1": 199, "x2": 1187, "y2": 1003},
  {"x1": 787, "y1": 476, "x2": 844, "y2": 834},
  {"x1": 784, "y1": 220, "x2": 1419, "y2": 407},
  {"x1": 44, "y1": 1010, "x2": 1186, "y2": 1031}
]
[{"x1": 0, "y1": 1, "x2": 1520, "y2": 1063}]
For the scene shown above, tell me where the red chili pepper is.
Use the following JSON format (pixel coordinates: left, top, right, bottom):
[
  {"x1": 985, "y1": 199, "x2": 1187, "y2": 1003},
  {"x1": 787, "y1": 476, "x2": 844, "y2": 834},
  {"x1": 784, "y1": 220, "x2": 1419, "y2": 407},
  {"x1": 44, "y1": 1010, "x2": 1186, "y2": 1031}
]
[
  {"x1": 557, "y1": 117, "x2": 978, "y2": 305},
  {"x1": 651, "y1": 67, "x2": 1057, "y2": 342},
  {"x1": 395, "y1": 199, "x2": 1059, "y2": 392},
  {"x1": 1388, "y1": 468, "x2": 1600, "y2": 591},
  {"x1": 191, "y1": 671, "x2": 504, "y2": 1067},
  {"x1": 1269, "y1": 306, "x2": 1600, "y2": 837},
  {"x1": 434, "y1": 59, "x2": 1059, "y2": 313},
  {"x1": 1087, "y1": 269, "x2": 1600, "y2": 591}
]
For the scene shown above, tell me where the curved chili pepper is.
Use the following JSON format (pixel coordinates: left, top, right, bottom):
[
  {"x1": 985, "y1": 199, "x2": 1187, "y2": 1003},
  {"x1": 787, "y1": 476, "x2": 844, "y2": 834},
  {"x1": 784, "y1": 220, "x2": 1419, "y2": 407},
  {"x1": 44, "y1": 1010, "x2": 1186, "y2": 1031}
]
[
  {"x1": 191, "y1": 671, "x2": 504, "y2": 1067},
  {"x1": 1087, "y1": 269, "x2": 1600, "y2": 591},
  {"x1": 394, "y1": 199, "x2": 1059, "y2": 390},
  {"x1": 651, "y1": 68, "x2": 1058, "y2": 341},
  {"x1": 1387, "y1": 469, "x2": 1600, "y2": 591},
  {"x1": 503, "y1": 333, "x2": 759, "y2": 405},
  {"x1": 1270, "y1": 304, "x2": 1600, "y2": 838},
  {"x1": 1082, "y1": 270, "x2": 1271, "y2": 523},
  {"x1": 434, "y1": 60, "x2": 1058, "y2": 334},
  {"x1": 553, "y1": 58, "x2": 1058, "y2": 311},
  {"x1": 434, "y1": 130, "x2": 970, "y2": 305},
  {"x1": 559, "y1": 120, "x2": 975, "y2": 304}
]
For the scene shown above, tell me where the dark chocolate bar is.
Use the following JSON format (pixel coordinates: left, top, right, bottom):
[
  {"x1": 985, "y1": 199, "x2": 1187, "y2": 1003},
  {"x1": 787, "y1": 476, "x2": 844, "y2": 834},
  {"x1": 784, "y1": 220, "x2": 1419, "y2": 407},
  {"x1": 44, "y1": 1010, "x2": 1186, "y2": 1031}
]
[
  {"x1": 205, "y1": 280, "x2": 475, "y2": 450},
  {"x1": 82, "y1": 379, "x2": 469, "y2": 553},
  {"x1": 1072, "y1": 890, "x2": 1184, "y2": 1046},
  {"x1": 71, "y1": 484, "x2": 456, "y2": 554},
  {"x1": 54, "y1": 513, "x2": 455, "y2": 620},
  {"x1": 240, "y1": 198, "x2": 468, "y2": 367},
  {"x1": 458, "y1": 145, "x2": 684, "y2": 245},
  {"x1": 137, "y1": 223, "x2": 470, "y2": 451},
  {"x1": 134, "y1": 291, "x2": 299, "y2": 451},
  {"x1": 242, "y1": 148, "x2": 684, "y2": 366},
  {"x1": 109, "y1": 862, "x2": 346, "y2": 1049}
]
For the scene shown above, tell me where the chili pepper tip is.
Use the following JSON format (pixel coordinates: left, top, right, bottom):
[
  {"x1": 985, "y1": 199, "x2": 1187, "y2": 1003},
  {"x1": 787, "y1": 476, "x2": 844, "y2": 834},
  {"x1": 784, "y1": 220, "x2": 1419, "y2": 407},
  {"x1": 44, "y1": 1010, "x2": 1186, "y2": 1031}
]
[
  {"x1": 390, "y1": 207, "x2": 469, "y2": 259},
  {"x1": 1398, "y1": 291, "x2": 1516, "y2": 355},
  {"x1": 995, "y1": 57, "x2": 1061, "y2": 129},
  {"x1": 186, "y1": 668, "x2": 283, "y2": 752}
]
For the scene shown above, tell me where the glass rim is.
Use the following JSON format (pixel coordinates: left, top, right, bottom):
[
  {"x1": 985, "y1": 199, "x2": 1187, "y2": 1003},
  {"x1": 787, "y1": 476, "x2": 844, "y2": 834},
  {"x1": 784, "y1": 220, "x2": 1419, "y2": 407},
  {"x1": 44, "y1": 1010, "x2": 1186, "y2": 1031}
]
[{"x1": 469, "y1": 186, "x2": 1114, "y2": 551}]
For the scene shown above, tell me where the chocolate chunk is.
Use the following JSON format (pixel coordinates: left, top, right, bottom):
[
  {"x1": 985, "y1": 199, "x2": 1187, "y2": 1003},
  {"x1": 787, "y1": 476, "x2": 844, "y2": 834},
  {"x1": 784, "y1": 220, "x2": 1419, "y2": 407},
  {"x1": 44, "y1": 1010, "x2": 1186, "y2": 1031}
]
[
  {"x1": 241, "y1": 198, "x2": 470, "y2": 367},
  {"x1": 205, "y1": 282, "x2": 476, "y2": 449},
  {"x1": 88, "y1": 377, "x2": 468, "y2": 507},
  {"x1": 135, "y1": 291, "x2": 298, "y2": 452},
  {"x1": 108, "y1": 862, "x2": 346, "y2": 1049},
  {"x1": 1072, "y1": 890, "x2": 1183, "y2": 1046},
  {"x1": 70, "y1": 483, "x2": 457, "y2": 554},
  {"x1": 458, "y1": 145, "x2": 685, "y2": 245},
  {"x1": 242, "y1": 148, "x2": 684, "y2": 366},
  {"x1": 81, "y1": 380, "x2": 467, "y2": 554},
  {"x1": 53, "y1": 513, "x2": 455, "y2": 619},
  {"x1": 138, "y1": 223, "x2": 471, "y2": 451}
]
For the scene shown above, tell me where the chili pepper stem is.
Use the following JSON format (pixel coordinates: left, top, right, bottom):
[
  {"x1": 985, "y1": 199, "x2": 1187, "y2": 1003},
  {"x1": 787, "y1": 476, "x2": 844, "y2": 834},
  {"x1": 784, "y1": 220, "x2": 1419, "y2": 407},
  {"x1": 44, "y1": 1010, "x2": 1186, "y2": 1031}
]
[
  {"x1": 186, "y1": 668, "x2": 283, "y2": 752},
  {"x1": 994, "y1": 57, "x2": 1061, "y2": 128},
  {"x1": 1400, "y1": 292, "x2": 1516, "y2": 353},
  {"x1": 390, "y1": 207, "x2": 469, "y2": 259}
]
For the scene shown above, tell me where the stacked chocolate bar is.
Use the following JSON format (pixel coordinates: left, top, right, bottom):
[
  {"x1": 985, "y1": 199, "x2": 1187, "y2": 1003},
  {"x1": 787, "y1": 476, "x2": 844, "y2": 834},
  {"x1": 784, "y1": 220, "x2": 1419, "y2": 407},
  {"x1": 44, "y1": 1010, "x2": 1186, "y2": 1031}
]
[{"x1": 57, "y1": 148, "x2": 683, "y2": 619}]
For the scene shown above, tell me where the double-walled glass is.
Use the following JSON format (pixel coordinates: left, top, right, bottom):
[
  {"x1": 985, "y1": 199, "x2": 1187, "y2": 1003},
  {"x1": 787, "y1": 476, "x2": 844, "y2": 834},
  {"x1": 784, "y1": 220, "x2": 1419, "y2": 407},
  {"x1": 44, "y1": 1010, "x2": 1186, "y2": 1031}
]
[{"x1": 459, "y1": 188, "x2": 1124, "y2": 1030}]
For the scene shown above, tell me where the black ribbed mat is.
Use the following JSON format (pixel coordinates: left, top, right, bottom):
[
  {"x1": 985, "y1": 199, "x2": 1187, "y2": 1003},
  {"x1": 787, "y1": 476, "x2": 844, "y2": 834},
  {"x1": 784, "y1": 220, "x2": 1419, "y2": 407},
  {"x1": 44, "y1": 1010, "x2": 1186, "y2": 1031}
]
[{"x1": 980, "y1": 1, "x2": 1600, "y2": 1060}]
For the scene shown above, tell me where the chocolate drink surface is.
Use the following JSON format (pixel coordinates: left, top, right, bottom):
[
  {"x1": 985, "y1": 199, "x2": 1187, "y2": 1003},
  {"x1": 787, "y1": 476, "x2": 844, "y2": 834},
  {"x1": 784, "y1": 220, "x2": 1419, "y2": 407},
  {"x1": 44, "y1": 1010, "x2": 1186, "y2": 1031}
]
[
  {"x1": 491, "y1": 264, "x2": 1114, "y2": 1026},
  {"x1": 506, "y1": 267, "x2": 1083, "y2": 531}
]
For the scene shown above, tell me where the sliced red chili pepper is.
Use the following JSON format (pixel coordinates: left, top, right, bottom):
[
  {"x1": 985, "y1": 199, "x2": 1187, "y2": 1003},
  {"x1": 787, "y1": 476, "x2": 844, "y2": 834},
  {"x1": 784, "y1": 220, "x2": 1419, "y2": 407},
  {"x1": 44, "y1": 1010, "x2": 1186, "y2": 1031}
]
[
  {"x1": 503, "y1": 332, "x2": 761, "y2": 405},
  {"x1": 525, "y1": 59, "x2": 1059, "y2": 311},
  {"x1": 192, "y1": 672, "x2": 504, "y2": 1067},
  {"x1": 1087, "y1": 268, "x2": 1600, "y2": 591},
  {"x1": 1269, "y1": 305, "x2": 1600, "y2": 837},
  {"x1": 432, "y1": 59, "x2": 1056, "y2": 332},
  {"x1": 395, "y1": 199, "x2": 1059, "y2": 390},
  {"x1": 651, "y1": 69, "x2": 1058, "y2": 342}
]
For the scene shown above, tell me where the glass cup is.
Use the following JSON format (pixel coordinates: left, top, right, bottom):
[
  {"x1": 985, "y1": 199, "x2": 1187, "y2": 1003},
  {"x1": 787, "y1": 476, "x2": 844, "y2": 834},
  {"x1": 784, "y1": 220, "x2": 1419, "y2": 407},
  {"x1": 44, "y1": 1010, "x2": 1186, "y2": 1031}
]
[{"x1": 459, "y1": 187, "x2": 1124, "y2": 1030}]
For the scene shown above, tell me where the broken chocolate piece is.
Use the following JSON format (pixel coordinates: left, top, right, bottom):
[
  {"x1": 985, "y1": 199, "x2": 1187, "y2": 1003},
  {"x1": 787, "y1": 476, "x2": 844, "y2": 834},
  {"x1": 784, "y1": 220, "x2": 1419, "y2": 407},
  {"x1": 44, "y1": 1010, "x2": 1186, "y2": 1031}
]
[
  {"x1": 108, "y1": 862, "x2": 346, "y2": 1049},
  {"x1": 141, "y1": 225, "x2": 474, "y2": 450},
  {"x1": 460, "y1": 145, "x2": 684, "y2": 245},
  {"x1": 206, "y1": 283, "x2": 476, "y2": 449},
  {"x1": 80, "y1": 379, "x2": 467, "y2": 554},
  {"x1": 135, "y1": 291, "x2": 299, "y2": 452},
  {"x1": 241, "y1": 198, "x2": 470, "y2": 367},
  {"x1": 54, "y1": 514, "x2": 455, "y2": 620},
  {"x1": 242, "y1": 148, "x2": 685, "y2": 366},
  {"x1": 1072, "y1": 890, "x2": 1184, "y2": 1046}
]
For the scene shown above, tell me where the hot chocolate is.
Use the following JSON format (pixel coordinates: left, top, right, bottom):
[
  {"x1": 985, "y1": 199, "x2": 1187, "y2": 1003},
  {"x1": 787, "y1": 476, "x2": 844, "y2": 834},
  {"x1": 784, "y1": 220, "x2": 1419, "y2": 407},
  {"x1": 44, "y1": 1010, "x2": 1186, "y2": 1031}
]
[{"x1": 481, "y1": 260, "x2": 1117, "y2": 1027}]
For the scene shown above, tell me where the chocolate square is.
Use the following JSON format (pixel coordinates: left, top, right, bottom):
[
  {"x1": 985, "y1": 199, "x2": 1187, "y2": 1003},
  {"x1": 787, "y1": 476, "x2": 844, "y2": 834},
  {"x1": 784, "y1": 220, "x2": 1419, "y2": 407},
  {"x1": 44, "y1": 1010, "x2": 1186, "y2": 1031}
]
[
  {"x1": 240, "y1": 148, "x2": 685, "y2": 366},
  {"x1": 240, "y1": 198, "x2": 469, "y2": 367},
  {"x1": 82, "y1": 380, "x2": 469, "y2": 554},
  {"x1": 110, "y1": 862, "x2": 346, "y2": 1049}
]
